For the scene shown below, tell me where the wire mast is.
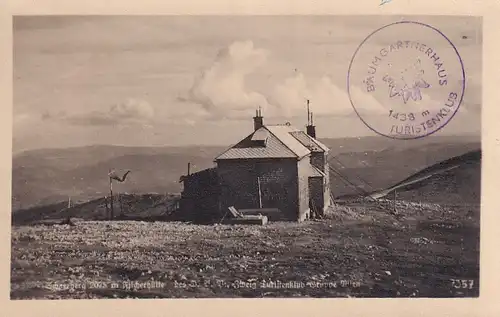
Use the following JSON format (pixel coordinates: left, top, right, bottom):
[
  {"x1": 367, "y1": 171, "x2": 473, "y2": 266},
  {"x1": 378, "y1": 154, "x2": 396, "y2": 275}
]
[{"x1": 306, "y1": 99, "x2": 316, "y2": 138}]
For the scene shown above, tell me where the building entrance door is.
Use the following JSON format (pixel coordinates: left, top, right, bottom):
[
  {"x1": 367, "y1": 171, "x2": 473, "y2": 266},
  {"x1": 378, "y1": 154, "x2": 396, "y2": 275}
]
[{"x1": 308, "y1": 176, "x2": 324, "y2": 218}]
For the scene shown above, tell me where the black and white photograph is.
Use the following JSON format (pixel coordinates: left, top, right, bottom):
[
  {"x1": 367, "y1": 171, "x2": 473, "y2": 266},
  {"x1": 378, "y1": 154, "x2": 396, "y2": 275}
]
[{"x1": 11, "y1": 15, "x2": 481, "y2": 299}]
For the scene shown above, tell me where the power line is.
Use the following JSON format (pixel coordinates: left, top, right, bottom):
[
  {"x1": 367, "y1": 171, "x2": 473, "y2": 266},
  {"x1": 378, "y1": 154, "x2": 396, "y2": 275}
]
[
  {"x1": 328, "y1": 165, "x2": 371, "y2": 198},
  {"x1": 327, "y1": 164, "x2": 382, "y2": 206},
  {"x1": 328, "y1": 156, "x2": 375, "y2": 192}
]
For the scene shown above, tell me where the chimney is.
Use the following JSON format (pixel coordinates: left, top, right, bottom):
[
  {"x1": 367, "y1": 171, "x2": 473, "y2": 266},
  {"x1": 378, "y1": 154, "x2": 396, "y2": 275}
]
[
  {"x1": 306, "y1": 100, "x2": 316, "y2": 138},
  {"x1": 253, "y1": 106, "x2": 263, "y2": 131}
]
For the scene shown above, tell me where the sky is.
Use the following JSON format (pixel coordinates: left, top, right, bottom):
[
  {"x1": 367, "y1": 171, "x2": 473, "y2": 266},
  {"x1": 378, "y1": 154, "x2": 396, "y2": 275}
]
[{"x1": 13, "y1": 15, "x2": 482, "y2": 152}]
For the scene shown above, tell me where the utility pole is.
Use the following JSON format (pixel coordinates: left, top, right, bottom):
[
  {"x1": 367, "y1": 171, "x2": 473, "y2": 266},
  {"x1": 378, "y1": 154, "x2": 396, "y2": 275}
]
[
  {"x1": 119, "y1": 193, "x2": 123, "y2": 217},
  {"x1": 257, "y1": 177, "x2": 263, "y2": 209},
  {"x1": 105, "y1": 195, "x2": 110, "y2": 219},
  {"x1": 65, "y1": 196, "x2": 72, "y2": 224},
  {"x1": 108, "y1": 169, "x2": 131, "y2": 220},
  {"x1": 109, "y1": 175, "x2": 114, "y2": 220},
  {"x1": 393, "y1": 189, "x2": 397, "y2": 214}
]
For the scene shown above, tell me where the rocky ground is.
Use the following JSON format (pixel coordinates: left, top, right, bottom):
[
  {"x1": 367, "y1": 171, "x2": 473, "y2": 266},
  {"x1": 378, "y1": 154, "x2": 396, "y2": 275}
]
[{"x1": 10, "y1": 201, "x2": 479, "y2": 299}]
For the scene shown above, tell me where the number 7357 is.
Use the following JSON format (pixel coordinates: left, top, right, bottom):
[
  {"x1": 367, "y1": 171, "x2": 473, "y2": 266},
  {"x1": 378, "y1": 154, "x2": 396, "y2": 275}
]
[{"x1": 450, "y1": 279, "x2": 474, "y2": 289}]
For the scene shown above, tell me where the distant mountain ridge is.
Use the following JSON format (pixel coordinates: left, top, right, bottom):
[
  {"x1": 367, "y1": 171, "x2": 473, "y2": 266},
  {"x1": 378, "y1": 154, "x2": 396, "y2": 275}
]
[
  {"x1": 12, "y1": 145, "x2": 226, "y2": 209},
  {"x1": 12, "y1": 135, "x2": 480, "y2": 210},
  {"x1": 12, "y1": 148, "x2": 482, "y2": 226}
]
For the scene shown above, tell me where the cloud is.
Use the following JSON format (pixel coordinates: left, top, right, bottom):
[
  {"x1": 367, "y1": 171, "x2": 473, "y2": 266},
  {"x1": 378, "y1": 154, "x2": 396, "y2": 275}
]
[
  {"x1": 180, "y1": 40, "x2": 389, "y2": 122},
  {"x1": 108, "y1": 99, "x2": 154, "y2": 120},
  {"x1": 180, "y1": 40, "x2": 271, "y2": 119},
  {"x1": 42, "y1": 98, "x2": 155, "y2": 126},
  {"x1": 269, "y1": 73, "x2": 386, "y2": 118},
  {"x1": 347, "y1": 85, "x2": 389, "y2": 115}
]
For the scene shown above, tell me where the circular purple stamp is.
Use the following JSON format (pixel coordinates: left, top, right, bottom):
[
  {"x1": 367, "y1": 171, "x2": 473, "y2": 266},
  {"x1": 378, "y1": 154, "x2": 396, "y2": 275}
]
[{"x1": 347, "y1": 21, "x2": 465, "y2": 139}]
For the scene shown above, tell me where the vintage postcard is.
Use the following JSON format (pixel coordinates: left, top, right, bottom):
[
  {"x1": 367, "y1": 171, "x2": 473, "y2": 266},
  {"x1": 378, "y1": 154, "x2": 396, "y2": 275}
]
[
  {"x1": 10, "y1": 14, "x2": 481, "y2": 299},
  {"x1": 3, "y1": 0, "x2": 499, "y2": 316}
]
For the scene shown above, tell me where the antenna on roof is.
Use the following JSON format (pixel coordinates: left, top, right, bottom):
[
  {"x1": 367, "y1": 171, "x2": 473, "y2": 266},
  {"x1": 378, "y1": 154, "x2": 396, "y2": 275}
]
[
  {"x1": 306, "y1": 99, "x2": 316, "y2": 138},
  {"x1": 306, "y1": 99, "x2": 311, "y2": 125}
]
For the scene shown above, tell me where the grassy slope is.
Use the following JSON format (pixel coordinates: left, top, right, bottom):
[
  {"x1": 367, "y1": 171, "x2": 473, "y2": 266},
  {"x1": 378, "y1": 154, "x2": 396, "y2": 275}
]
[
  {"x1": 328, "y1": 142, "x2": 481, "y2": 197},
  {"x1": 11, "y1": 203, "x2": 479, "y2": 299},
  {"x1": 11, "y1": 194, "x2": 181, "y2": 226},
  {"x1": 369, "y1": 150, "x2": 481, "y2": 204}
]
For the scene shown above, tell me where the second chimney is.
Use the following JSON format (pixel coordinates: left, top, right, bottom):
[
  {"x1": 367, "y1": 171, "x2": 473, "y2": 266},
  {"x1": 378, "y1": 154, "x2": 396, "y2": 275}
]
[{"x1": 306, "y1": 123, "x2": 316, "y2": 138}]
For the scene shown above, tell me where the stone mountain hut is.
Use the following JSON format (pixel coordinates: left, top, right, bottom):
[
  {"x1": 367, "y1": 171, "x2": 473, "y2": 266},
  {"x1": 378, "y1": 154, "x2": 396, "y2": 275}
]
[{"x1": 179, "y1": 105, "x2": 332, "y2": 223}]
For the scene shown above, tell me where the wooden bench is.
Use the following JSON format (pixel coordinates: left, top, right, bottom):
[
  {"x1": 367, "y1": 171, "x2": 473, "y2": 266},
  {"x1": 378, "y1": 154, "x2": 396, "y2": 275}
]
[
  {"x1": 239, "y1": 208, "x2": 282, "y2": 221},
  {"x1": 225, "y1": 206, "x2": 268, "y2": 225}
]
